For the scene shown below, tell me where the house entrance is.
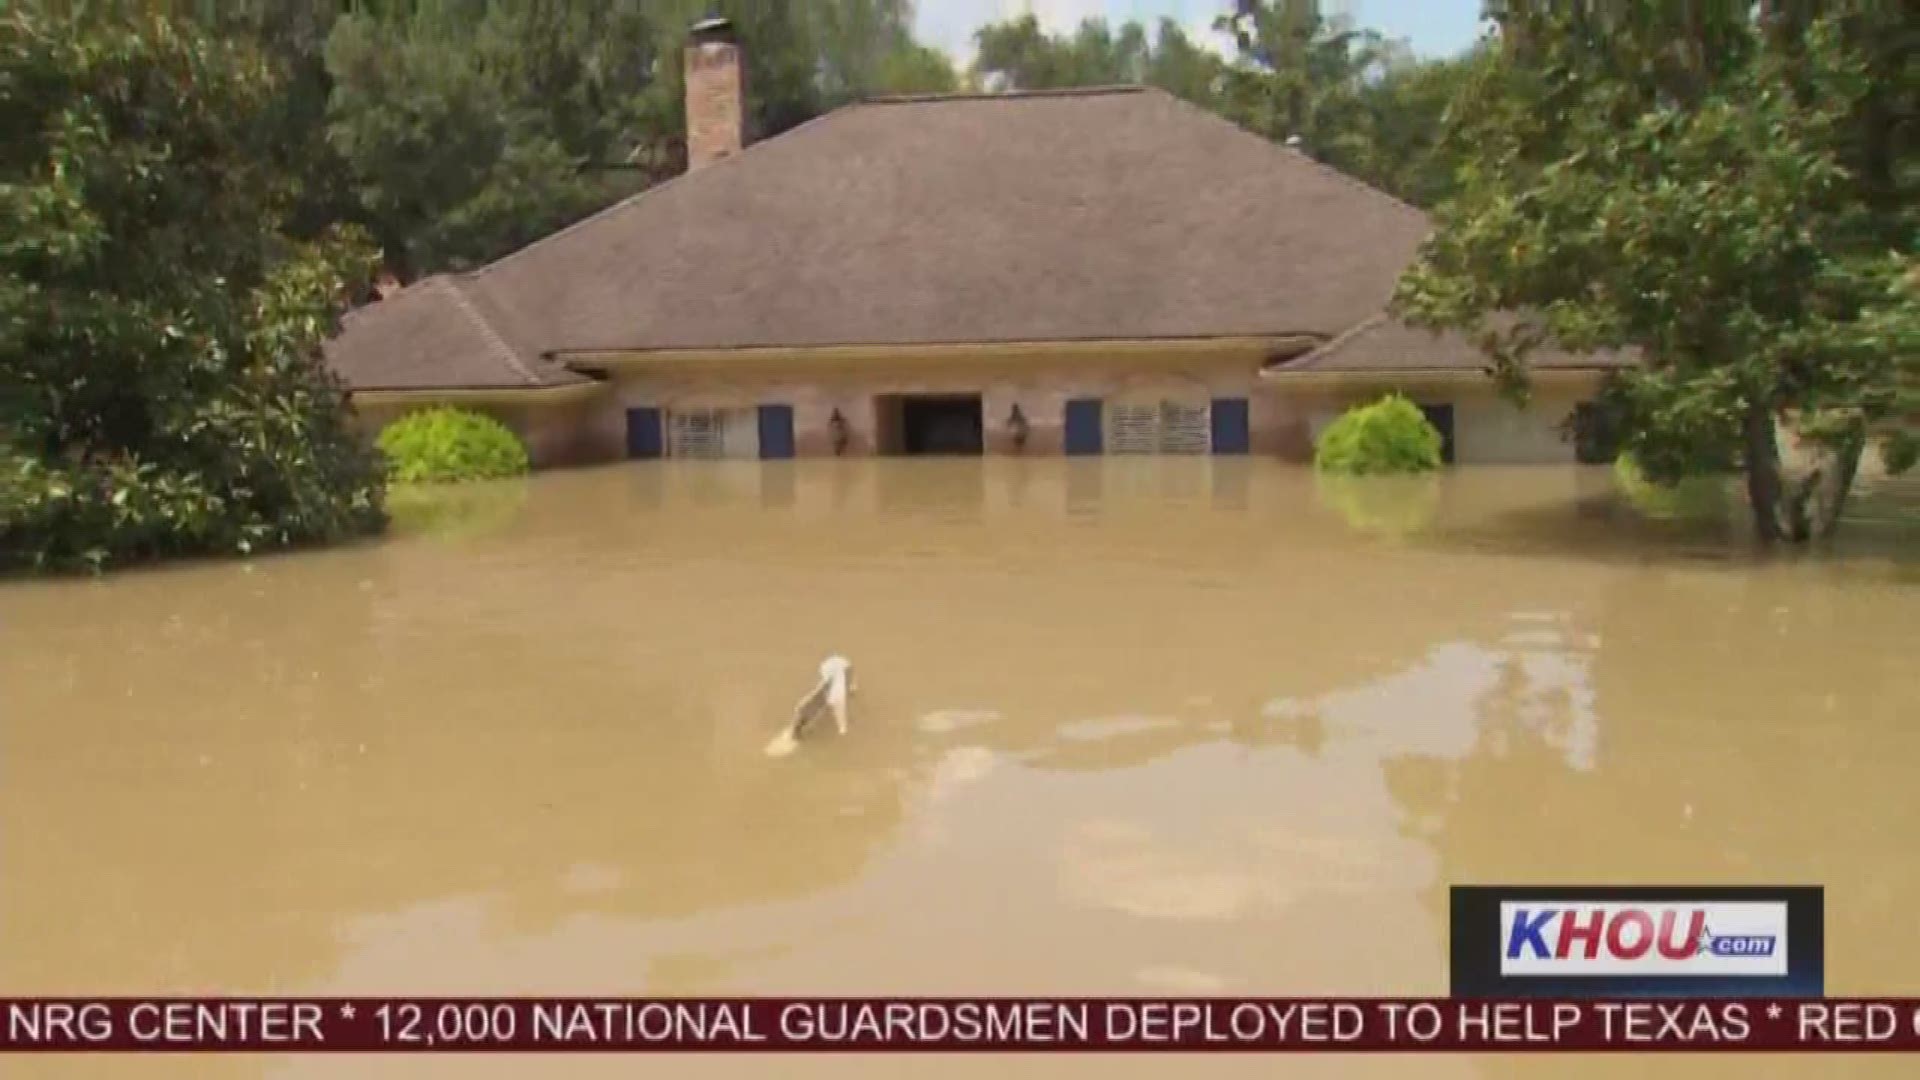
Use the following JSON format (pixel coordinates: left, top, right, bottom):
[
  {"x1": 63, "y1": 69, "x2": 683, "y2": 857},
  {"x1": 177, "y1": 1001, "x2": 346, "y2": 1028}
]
[{"x1": 879, "y1": 394, "x2": 984, "y2": 455}]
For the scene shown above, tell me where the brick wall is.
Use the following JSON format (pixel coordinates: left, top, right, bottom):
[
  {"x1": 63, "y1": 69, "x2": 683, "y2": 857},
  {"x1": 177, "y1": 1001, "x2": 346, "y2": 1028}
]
[
  {"x1": 590, "y1": 347, "x2": 1301, "y2": 460},
  {"x1": 685, "y1": 39, "x2": 744, "y2": 171}
]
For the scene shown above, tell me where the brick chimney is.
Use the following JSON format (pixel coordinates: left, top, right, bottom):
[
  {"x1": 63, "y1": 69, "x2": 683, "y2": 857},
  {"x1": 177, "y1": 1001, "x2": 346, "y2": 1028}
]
[{"x1": 684, "y1": 16, "x2": 744, "y2": 171}]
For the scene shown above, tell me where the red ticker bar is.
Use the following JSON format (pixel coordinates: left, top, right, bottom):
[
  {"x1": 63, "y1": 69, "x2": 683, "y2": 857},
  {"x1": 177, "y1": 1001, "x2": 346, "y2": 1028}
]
[{"x1": 3, "y1": 999, "x2": 1919, "y2": 1052}]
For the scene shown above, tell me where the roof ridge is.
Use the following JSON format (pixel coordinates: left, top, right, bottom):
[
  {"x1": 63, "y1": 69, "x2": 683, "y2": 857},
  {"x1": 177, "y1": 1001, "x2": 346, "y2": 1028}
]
[
  {"x1": 440, "y1": 277, "x2": 542, "y2": 385},
  {"x1": 1148, "y1": 89, "x2": 1433, "y2": 226},
  {"x1": 862, "y1": 85, "x2": 1149, "y2": 105},
  {"x1": 1277, "y1": 143, "x2": 1431, "y2": 223}
]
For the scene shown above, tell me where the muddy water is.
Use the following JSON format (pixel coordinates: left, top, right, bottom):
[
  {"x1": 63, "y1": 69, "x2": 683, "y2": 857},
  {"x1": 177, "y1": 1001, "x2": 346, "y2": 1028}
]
[{"x1": 3, "y1": 459, "x2": 1917, "y2": 1080}]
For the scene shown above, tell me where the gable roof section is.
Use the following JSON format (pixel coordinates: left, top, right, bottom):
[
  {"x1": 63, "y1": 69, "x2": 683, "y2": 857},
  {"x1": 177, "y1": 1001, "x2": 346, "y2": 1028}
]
[
  {"x1": 322, "y1": 276, "x2": 588, "y2": 391},
  {"x1": 458, "y1": 86, "x2": 1431, "y2": 355},
  {"x1": 1275, "y1": 313, "x2": 1636, "y2": 376}
]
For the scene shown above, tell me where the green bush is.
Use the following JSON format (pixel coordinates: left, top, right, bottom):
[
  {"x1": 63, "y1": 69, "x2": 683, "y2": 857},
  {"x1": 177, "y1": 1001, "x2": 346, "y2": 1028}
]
[
  {"x1": 376, "y1": 408, "x2": 530, "y2": 483},
  {"x1": 1313, "y1": 394, "x2": 1444, "y2": 475},
  {"x1": 1, "y1": 10, "x2": 385, "y2": 573},
  {"x1": 1612, "y1": 453, "x2": 1729, "y2": 520}
]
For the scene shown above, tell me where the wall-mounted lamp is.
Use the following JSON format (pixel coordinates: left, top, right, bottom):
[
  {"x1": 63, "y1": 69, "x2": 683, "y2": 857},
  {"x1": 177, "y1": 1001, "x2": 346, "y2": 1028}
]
[
  {"x1": 828, "y1": 408, "x2": 850, "y2": 456},
  {"x1": 1007, "y1": 403, "x2": 1030, "y2": 451}
]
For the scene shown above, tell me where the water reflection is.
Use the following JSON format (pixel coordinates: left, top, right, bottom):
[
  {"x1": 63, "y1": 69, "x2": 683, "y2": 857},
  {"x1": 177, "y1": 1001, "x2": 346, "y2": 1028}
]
[
  {"x1": 386, "y1": 478, "x2": 531, "y2": 542},
  {"x1": 2, "y1": 458, "x2": 1916, "y2": 1079},
  {"x1": 1315, "y1": 472, "x2": 1441, "y2": 540}
]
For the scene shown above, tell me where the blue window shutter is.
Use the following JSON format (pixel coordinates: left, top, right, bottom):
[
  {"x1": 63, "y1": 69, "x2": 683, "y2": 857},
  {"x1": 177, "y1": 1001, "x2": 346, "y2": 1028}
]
[
  {"x1": 757, "y1": 404, "x2": 795, "y2": 459},
  {"x1": 1209, "y1": 397, "x2": 1250, "y2": 454},
  {"x1": 625, "y1": 407, "x2": 663, "y2": 459},
  {"x1": 1064, "y1": 399, "x2": 1103, "y2": 455}
]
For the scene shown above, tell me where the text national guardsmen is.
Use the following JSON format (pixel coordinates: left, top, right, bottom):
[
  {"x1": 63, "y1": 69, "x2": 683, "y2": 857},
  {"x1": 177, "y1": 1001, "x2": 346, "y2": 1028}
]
[{"x1": 4, "y1": 998, "x2": 1919, "y2": 1052}]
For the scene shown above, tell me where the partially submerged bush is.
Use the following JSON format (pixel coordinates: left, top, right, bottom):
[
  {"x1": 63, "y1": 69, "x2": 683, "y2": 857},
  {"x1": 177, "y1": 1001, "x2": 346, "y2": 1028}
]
[
  {"x1": 1313, "y1": 394, "x2": 1444, "y2": 475},
  {"x1": 1316, "y1": 473, "x2": 1441, "y2": 539},
  {"x1": 386, "y1": 478, "x2": 530, "y2": 541},
  {"x1": 1612, "y1": 453, "x2": 1729, "y2": 520},
  {"x1": 2, "y1": 439, "x2": 383, "y2": 573},
  {"x1": 376, "y1": 408, "x2": 529, "y2": 483}
]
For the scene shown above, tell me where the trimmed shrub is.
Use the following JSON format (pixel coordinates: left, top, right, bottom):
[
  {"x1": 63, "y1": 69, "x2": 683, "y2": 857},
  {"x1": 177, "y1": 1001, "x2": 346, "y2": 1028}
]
[
  {"x1": 376, "y1": 408, "x2": 530, "y2": 483},
  {"x1": 1313, "y1": 394, "x2": 1444, "y2": 475}
]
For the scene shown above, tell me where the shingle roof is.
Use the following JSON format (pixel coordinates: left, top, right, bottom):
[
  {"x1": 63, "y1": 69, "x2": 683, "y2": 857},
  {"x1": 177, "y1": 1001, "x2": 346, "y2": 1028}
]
[
  {"x1": 1274, "y1": 313, "x2": 1635, "y2": 375},
  {"x1": 324, "y1": 85, "x2": 1438, "y2": 387},
  {"x1": 322, "y1": 276, "x2": 587, "y2": 391}
]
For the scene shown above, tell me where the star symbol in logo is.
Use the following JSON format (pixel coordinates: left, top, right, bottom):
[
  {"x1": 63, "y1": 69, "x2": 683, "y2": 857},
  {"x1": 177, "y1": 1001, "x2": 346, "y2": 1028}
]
[
  {"x1": 1767, "y1": 1004, "x2": 1783, "y2": 1021},
  {"x1": 339, "y1": 1003, "x2": 357, "y2": 1020}
]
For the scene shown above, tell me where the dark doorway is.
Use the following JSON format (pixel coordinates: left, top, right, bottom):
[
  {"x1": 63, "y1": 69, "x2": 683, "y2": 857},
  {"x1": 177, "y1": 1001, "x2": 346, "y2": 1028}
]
[
  {"x1": 1418, "y1": 402, "x2": 1457, "y2": 464},
  {"x1": 894, "y1": 394, "x2": 984, "y2": 455}
]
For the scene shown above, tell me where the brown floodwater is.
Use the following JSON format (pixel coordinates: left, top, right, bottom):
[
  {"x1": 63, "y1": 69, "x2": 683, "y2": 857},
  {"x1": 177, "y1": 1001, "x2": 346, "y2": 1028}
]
[{"x1": 4, "y1": 459, "x2": 1917, "y2": 1079}]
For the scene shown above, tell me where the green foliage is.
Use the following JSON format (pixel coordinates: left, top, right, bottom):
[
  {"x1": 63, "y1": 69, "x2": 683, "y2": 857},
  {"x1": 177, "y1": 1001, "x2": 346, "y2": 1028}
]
[
  {"x1": 198, "y1": 2, "x2": 1485, "y2": 287},
  {"x1": 376, "y1": 408, "x2": 529, "y2": 483},
  {"x1": 971, "y1": 14, "x2": 1224, "y2": 108},
  {"x1": 1215, "y1": 1, "x2": 1393, "y2": 168},
  {"x1": 1612, "y1": 454, "x2": 1730, "y2": 522},
  {"x1": 322, "y1": 1, "x2": 658, "y2": 276},
  {"x1": 319, "y1": 1, "x2": 958, "y2": 277},
  {"x1": 810, "y1": 0, "x2": 957, "y2": 100},
  {"x1": 1883, "y1": 428, "x2": 1920, "y2": 476},
  {"x1": 1, "y1": 4, "x2": 383, "y2": 573},
  {"x1": 1313, "y1": 395, "x2": 1445, "y2": 475},
  {"x1": 966, "y1": 3, "x2": 1473, "y2": 208},
  {"x1": 1348, "y1": 47, "x2": 1486, "y2": 209},
  {"x1": 1394, "y1": 3, "x2": 1918, "y2": 541}
]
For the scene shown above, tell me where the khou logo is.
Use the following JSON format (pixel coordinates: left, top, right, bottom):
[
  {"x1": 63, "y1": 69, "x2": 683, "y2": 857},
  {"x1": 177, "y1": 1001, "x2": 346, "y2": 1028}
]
[{"x1": 1499, "y1": 901, "x2": 1788, "y2": 977}]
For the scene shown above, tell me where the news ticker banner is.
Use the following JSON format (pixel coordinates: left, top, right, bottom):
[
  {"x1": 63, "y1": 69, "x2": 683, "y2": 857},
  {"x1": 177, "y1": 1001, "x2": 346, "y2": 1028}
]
[{"x1": 3, "y1": 998, "x2": 1919, "y2": 1052}]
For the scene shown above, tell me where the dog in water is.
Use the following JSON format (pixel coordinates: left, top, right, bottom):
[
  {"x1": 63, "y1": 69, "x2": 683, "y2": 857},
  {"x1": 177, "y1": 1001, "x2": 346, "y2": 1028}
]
[{"x1": 764, "y1": 656, "x2": 855, "y2": 757}]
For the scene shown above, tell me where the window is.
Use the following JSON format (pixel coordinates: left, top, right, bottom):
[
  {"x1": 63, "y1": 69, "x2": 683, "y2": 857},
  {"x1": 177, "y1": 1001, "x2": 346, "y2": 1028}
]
[
  {"x1": 668, "y1": 407, "x2": 755, "y2": 459},
  {"x1": 1105, "y1": 395, "x2": 1211, "y2": 455},
  {"x1": 1159, "y1": 401, "x2": 1209, "y2": 454},
  {"x1": 1107, "y1": 402, "x2": 1160, "y2": 454}
]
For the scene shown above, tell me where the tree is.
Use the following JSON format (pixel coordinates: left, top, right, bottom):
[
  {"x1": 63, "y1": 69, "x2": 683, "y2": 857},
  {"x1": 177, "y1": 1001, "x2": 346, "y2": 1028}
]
[
  {"x1": 1143, "y1": 19, "x2": 1229, "y2": 109},
  {"x1": 1, "y1": 3, "x2": 383, "y2": 571},
  {"x1": 970, "y1": 13, "x2": 1224, "y2": 109},
  {"x1": 324, "y1": 1, "x2": 662, "y2": 276},
  {"x1": 641, "y1": 0, "x2": 956, "y2": 144},
  {"x1": 1351, "y1": 47, "x2": 1486, "y2": 208},
  {"x1": 173, "y1": 0, "x2": 358, "y2": 238},
  {"x1": 1214, "y1": 0, "x2": 1394, "y2": 173},
  {"x1": 1395, "y1": 2, "x2": 1917, "y2": 542},
  {"x1": 812, "y1": 0, "x2": 956, "y2": 100},
  {"x1": 323, "y1": 1, "x2": 957, "y2": 277}
]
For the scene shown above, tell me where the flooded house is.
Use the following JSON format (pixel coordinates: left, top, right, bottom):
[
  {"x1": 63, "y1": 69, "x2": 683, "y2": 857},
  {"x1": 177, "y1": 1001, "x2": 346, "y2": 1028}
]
[{"x1": 324, "y1": 18, "x2": 1626, "y2": 468}]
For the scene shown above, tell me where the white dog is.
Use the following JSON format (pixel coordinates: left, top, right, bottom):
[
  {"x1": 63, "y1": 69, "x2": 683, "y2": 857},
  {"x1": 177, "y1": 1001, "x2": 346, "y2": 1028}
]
[{"x1": 765, "y1": 656, "x2": 856, "y2": 756}]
